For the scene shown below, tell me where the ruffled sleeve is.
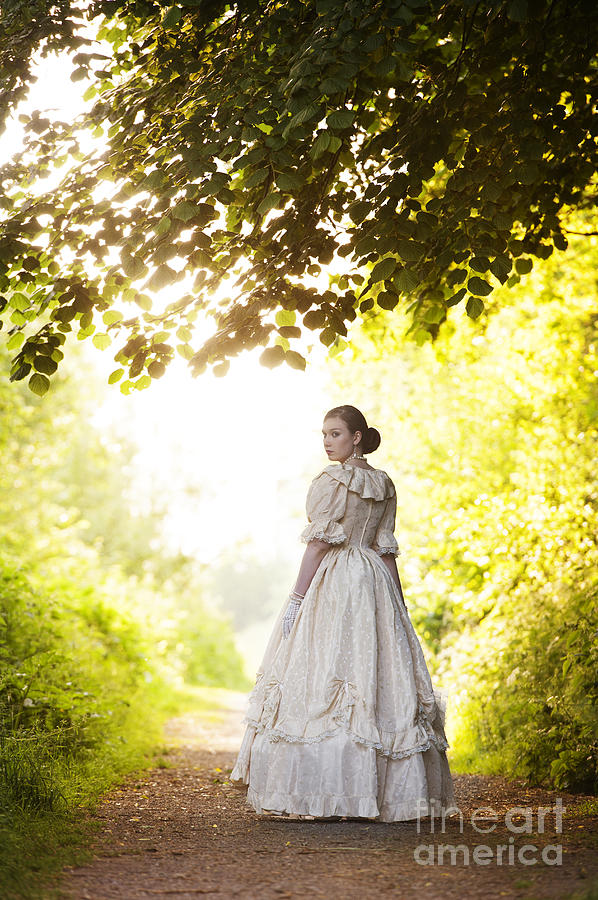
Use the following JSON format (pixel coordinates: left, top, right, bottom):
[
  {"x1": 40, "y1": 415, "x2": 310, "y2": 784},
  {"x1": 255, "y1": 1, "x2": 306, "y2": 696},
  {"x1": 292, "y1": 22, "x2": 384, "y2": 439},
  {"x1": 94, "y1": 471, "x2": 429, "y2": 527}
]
[
  {"x1": 372, "y1": 492, "x2": 401, "y2": 557},
  {"x1": 300, "y1": 472, "x2": 348, "y2": 546}
]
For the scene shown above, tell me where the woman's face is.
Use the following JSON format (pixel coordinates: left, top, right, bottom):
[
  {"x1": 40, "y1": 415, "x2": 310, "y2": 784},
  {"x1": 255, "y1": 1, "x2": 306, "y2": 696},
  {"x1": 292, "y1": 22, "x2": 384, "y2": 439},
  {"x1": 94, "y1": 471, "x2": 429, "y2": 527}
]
[{"x1": 322, "y1": 416, "x2": 361, "y2": 463}]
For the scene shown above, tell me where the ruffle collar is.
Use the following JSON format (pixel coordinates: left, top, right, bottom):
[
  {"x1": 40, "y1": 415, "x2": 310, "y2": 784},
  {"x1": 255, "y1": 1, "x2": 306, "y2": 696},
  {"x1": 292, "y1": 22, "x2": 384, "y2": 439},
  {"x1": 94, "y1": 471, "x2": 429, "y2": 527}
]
[{"x1": 318, "y1": 463, "x2": 395, "y2": 501}]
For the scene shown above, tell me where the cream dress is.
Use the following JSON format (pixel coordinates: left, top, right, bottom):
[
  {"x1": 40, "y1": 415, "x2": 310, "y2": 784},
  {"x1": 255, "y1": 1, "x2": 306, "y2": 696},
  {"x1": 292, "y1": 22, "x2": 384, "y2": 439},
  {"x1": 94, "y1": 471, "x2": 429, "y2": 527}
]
[{"x1": 230, "y1": 462, "x2": 456, "y2": 821}]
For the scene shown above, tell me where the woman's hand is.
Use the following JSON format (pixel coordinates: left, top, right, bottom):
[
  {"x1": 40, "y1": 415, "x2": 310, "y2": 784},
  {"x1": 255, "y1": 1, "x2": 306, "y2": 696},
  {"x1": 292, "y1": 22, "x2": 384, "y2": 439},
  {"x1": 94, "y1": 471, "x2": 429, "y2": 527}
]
[
  {"x1": 282, "y1": 541, "x2": 331, "y2": 639},
  {"x1": 282, "y1": 597, "x2": 302, "y2": 638}
]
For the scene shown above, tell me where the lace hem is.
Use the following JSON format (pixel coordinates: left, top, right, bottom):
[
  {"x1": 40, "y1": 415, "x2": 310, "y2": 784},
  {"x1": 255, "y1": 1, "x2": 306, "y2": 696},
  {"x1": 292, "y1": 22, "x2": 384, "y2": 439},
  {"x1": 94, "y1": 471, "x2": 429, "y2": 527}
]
[
  {"x1": 375, "y1": 547, "x2": 401, "y2": 557},
  {"x1": 300, "y1": 530, "x2": 346, "y2": 546},
  {"x1": 241, "y1": 715, "x2": 449, "y2": 761}
]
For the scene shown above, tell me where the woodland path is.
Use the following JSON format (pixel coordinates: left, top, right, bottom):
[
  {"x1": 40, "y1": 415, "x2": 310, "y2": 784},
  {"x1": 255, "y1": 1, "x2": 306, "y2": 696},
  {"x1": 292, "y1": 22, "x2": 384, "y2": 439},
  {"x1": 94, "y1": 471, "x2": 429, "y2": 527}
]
[{"x1": 55, "y1": 689, "x2": 598, "y2": 900}]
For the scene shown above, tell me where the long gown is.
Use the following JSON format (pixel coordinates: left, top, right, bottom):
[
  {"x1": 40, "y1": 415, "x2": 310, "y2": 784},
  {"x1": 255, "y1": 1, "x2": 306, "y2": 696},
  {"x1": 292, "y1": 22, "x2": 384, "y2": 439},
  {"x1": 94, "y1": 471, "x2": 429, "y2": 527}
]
[{"x1": 229, "y1": 461, "x2": 456, "y2": 821}]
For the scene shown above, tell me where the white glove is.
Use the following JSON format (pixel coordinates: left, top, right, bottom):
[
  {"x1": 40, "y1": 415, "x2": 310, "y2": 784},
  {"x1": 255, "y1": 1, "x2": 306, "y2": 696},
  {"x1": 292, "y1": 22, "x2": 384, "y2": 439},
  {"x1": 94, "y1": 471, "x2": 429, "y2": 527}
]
[{"x1": 282, "y1": 596, "x2": 302, "y2": 638}]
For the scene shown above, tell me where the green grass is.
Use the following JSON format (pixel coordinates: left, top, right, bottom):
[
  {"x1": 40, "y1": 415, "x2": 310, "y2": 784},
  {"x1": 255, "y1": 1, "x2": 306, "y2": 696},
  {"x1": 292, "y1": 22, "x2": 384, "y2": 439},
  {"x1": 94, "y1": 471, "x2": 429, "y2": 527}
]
[
  {"x1": 0, "y1": 553, "x2": 249, "y2": 900},
  {"x1": 0, "y1": 680, "x2": 230, "y2": 900}
]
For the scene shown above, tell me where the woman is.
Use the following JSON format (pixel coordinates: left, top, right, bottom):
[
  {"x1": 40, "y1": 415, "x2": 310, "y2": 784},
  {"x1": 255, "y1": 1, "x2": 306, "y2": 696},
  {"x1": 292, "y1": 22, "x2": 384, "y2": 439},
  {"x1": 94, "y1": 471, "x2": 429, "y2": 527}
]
[{"x1": 230, "y1": 404, "x2": 456, "y2": 821}]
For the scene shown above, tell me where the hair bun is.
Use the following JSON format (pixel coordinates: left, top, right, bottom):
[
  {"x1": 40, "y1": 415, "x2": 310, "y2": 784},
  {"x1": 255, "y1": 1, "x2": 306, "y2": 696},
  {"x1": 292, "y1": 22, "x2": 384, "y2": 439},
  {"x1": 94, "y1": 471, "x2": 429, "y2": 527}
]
[
  {"x1": 324, "y1": 405, "x2": 382, "y2": 455},
  {"x1": 363, "y1": 426, "x2": 381, "y2": 454}
]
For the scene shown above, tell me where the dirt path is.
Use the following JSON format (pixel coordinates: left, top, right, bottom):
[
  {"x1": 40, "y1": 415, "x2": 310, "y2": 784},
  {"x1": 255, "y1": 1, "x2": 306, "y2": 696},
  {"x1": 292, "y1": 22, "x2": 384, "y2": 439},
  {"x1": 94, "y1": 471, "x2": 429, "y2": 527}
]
[{"x1": 56, "y1": 689, "x2": 598, "y2": 900}]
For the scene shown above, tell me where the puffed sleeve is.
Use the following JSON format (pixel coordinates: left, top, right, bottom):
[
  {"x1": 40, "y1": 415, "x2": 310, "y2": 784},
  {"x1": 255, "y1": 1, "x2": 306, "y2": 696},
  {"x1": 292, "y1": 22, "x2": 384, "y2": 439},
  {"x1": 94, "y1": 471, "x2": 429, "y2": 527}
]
[
  {"x1": 372, "y1": 492, "x2": 401, "y2": 557},
  {"x1": 300, "y1": 472, "x2": 348, "y2": 546}
]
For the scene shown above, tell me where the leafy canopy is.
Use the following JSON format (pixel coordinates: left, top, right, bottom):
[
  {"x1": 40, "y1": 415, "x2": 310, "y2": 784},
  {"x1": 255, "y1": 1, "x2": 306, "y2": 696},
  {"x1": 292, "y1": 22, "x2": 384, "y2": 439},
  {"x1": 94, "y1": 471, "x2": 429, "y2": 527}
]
[{"x1": 1, "y1": 0, "x2": 597, "y2": 394}]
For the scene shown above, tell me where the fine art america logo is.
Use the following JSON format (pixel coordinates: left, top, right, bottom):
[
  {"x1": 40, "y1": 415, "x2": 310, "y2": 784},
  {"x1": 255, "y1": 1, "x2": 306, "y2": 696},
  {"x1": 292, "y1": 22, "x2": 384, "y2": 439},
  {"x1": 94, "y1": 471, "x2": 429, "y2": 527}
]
[{"x1": 413, "y1": 798, "x2": 565, "y2": 866}]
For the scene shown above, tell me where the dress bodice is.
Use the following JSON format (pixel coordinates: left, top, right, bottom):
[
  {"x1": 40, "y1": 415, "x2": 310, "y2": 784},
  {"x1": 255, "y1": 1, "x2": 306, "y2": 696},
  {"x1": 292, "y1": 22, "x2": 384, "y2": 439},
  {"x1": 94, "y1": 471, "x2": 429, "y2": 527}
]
[{"x1": 300, "y1": 463, "x2": 400, "y2": 557}]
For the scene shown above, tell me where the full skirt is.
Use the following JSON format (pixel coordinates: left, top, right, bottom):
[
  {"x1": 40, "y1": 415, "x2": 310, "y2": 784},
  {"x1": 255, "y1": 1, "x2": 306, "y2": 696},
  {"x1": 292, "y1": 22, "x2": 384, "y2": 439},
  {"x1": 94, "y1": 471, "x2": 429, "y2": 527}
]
[{"x1": 230, "y1": 545, "x2": 456, "y2": 822}]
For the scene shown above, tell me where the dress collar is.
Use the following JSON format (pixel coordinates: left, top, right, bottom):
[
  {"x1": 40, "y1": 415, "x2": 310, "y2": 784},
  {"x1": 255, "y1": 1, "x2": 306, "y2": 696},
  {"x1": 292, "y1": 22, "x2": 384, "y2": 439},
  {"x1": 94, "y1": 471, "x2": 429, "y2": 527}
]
[{"x1": 318, "y1": 463, "x2": 395, "y2": 500}]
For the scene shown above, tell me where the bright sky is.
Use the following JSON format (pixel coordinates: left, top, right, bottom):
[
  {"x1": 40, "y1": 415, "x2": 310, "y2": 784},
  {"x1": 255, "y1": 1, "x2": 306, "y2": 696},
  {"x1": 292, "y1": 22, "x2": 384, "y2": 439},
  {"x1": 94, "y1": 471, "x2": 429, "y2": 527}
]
[
  {"x1": 1, "y1": 36, "x2": 351, "y2": 567},
  {"x1": 85, "y1": 339, "x2": 343, "y2": 565}
]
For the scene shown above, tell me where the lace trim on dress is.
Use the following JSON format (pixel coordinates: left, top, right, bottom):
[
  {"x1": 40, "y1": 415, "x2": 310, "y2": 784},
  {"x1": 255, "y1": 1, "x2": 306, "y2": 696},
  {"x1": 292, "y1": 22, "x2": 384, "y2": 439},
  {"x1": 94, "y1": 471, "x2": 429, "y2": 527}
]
[
  {"x1": 241, "y1": 715, "x2": 450, "y2": 760},
  {"x1": 244, "y1": 675, "x2": 450, "y2": 761},
  {"x1": 375, "y1": 546, "x2": 402, "y2": 557},
  {"x1": 300, "y1": 525, "x2": 347, "y2": 545}
]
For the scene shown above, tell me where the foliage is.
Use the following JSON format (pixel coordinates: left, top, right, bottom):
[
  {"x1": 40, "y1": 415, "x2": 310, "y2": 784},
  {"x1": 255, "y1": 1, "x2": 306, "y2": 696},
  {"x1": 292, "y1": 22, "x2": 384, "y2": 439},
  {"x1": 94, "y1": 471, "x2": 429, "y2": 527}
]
[
  {"x1": 0, "y1": 338, "x2": 251, "y2": 685},
  {"x1": 1, "y1": 0, "x2": 598, "y2": 393},
  {"x1": 328, "y1": 221, "x2": 598, "y2": 791},
  {"x1": 0, "y1": 339, "x2": 251, "y2": 895},
  {"x1": 451, "y1": 575, "x2": 598, "y2": 793},
  {"x1": 0, "y1": 551, "x2": 165, "y2": 897}
]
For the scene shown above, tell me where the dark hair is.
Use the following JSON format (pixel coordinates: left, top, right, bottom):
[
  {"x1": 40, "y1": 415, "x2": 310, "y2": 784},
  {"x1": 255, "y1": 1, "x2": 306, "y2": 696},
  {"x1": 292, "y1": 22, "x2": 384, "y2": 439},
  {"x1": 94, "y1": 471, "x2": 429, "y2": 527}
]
[{"x1": 324, "y1": 405, "x2": 381, "y2": 454}]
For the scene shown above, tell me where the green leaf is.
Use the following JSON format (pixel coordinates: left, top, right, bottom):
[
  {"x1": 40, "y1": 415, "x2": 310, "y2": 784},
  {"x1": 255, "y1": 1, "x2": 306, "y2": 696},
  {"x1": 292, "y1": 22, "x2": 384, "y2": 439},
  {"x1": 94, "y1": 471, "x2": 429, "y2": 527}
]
[
  {"x1": 396, "y1": 240, "x2": 423, "y2": 262},
  {"x1": 466, "y1": 296, "x2": 485, "y2": 318},
  {"x1": 285, "y1": 350, "x2": 306, "y2": 370},
  {"x1": 446, "y1": 287, "x2": 466, "y2": 307},
  {"x1": 108, "y1": 368, "x2": 124, "y2": 384},
  {"x1": 393, "y1": 268, "x2": 419, "y2": 293},
  {"x1": 135, "y1": 293, "x2": 153, "y2": 311},
  {"x1": 257, "y1": 192, "x2": 282, "y2": 216},
  {"x1": 6, "y1": 332, "x2": 25, "y2": 350},
  {"x1": 467, "y1": 276, "x2": 493, "y2": 296},
  {"x1": 244, "y1": 168, "x2": 269, "y2": 189},
  {"x1": 154, "y1": 217, "x2": 171, "y2": 236},
  {"x1": 148, "y1": 265, "x2": 177, "y2": 290},
  {"x1": 320, "y1": 75, "x2": 350, "y2": 94},
  {"x1": 163, "y1": 6, "x2": 183, "y2": 27},
  {"x1": 370, "y1": 257, "x2": 397, "y2": 283},
  {"x1": 148, "y1": 360, "x2": 166, "y2": 378},
  {"x1": 303, "y1": 310, "x2": 326, "y2": 329},
  {"x1": 10, "y1": 362, "x2": 31, "y2": 382},
  {"x1": 319, "y1": 327, "x2": 337, "y2": 346},
  {"x1": 212, "y1": 360, "x2": 230, "y2": 377},
  {"x1": 93, "y1": 333, "x2": 112, "y2": 349},
  {"x1": 122, "y1": 256, "x2": 148, "y2": 279},
  {"x1": 177, "y1": 343, "x2": 193, "y2": 360},
  {"x1": 259, "y1": 345, "x2": 285, "y2": 368},
  {"x1": 290, "y1": 102, "x2": 320, "y2": 127},
  {"x1": 278, "y1": 325, "x2": 301, "y2": 338},
  {"x1": 377, "y1": 291, "x2": 399, "y2": 310},
  {"x1": 275, "y1": 309, "x2": 296, "y2": 326},
  {"x1": 469, "y1": 256, "x2": 490, "y2": 273},
  {"x1": 11, "y1": 292, "x2": 30, "y2": 312},
  {"x1": 276, "y1": 171, "x2": 302, "y2": 192},
  {"x1": 348, "y1": 200, "x2": 370, "y2": 224},
  {"x1": 515, "y1": 257, "x2": 533, "y2": 274},
  {"x1": 374, "y1": 55, "x2": 396, "y2": 77},
  {"x1": 489, "y1": 255, "x2": 512, "y2": 283},
  {"x1": 141, "y1": 169, "x2": 166, "y2": 190},
  {"x1": 327, "y1": 109, "x2": 354, "y2": 130},
  {"x1": 33, "y1": 355, "x2": 58, "y2": 375},
  {"x1": 282, "y1": 102, "x2": 320, "y2": 138},
  {"x1": 423, "y1": 304, "x2": 444, "y2": 323},
  {"x1": 172, "y1": 201, "x2": 198, "y2": 222},
  {"x1": 311, "y1": 130, "x2": 331, "y2": 159},
  {"x1": 29, "y1": 373, "x2": 50, "y2": 396},
  {"x1": 103, "y1": 310, "x2": 124, "y2": 325}
]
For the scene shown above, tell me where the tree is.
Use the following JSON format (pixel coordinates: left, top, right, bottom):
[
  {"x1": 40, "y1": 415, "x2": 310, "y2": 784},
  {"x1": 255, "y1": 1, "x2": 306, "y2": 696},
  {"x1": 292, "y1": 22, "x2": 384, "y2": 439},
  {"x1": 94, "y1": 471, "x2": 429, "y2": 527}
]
[
  {"x1": 1, "y1": 0, "x2": 597, "y2": 395},
  {"x1": 327, "y1": 222, "x2": 598, "y2": 790}
]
